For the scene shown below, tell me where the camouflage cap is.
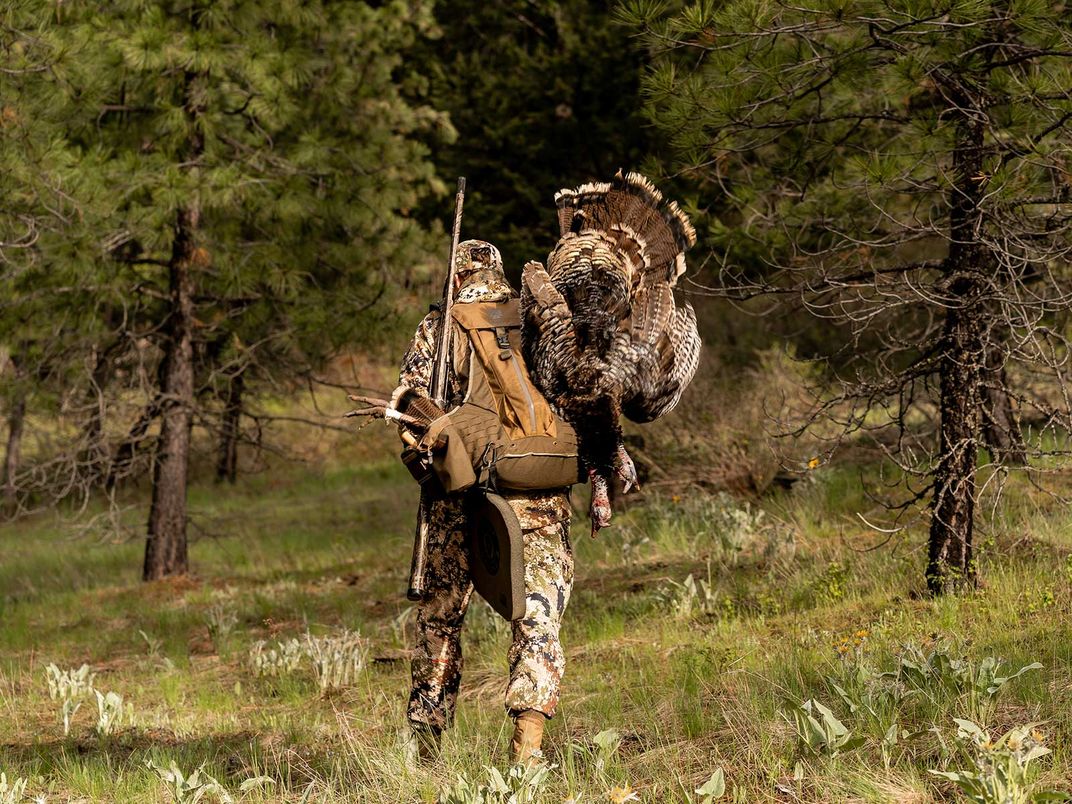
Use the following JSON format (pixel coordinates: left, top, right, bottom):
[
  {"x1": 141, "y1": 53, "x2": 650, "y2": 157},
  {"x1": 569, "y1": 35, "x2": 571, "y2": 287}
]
[
  {"x1": 454, "y1": 239, "x2": 513, "y2": 302},
  {"x1": 455, "y1": 240, "x2": 503, "y2": 278}
]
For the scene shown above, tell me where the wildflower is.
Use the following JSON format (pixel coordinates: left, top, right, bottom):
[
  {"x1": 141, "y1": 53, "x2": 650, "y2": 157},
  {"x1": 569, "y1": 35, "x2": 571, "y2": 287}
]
[
  {"x1": 670, "y1": 494, "x2": 682, "y2": 503},
  {"x1": 807, "y1": 457, "x2": 820, "y2": 469},
  {"x1": 1031, "y1": 729, "x2": 1045, "y2": 743},
  {"x1": 854, "y1": 629, "x2": 869, "y2": 639},
  {"x1": 606, "y1": 786, "x2": 639, "y2": 803}
]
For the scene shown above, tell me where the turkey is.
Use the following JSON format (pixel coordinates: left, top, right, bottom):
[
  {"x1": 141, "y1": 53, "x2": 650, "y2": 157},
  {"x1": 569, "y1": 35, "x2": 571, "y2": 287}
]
[{"x1": 520, "y1": 170, "x2": 701, "y2": 535}]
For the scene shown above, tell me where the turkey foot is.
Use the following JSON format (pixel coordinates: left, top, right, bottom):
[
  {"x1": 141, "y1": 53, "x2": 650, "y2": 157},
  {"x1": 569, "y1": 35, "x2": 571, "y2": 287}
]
[
  {"x1": 614, "y1": 443, "x2": 639, "y2": 494},
  {"x1": 589, "y1": 468, "x2": 612, "y2": 538}
]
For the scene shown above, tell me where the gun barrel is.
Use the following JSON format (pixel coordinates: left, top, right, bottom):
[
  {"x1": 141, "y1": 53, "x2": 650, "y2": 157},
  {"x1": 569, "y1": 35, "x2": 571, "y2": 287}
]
[
  {"x1": 409, "y1": 176, "x2": 466, "y2": 601},
  {"x1": 430, "y1": 177, "x2": 466, "y2": 408}
]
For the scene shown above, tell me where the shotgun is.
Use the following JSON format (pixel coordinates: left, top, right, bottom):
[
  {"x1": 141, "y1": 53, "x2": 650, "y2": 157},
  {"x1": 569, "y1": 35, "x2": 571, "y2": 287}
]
[{"x1": 407, "y1": 177, "x2": 466, "y2": 601}]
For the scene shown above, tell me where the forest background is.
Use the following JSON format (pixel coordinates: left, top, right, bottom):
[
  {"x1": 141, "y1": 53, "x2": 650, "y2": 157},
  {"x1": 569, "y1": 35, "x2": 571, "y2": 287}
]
[{"x1": 2, "y1": 1, "x2": 1072, "y2": 801}]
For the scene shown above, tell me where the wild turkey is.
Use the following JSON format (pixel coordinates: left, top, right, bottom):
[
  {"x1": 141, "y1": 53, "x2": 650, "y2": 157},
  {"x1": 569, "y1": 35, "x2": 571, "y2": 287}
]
[{"x1": 520, "y1": 170, "x2": 701, "y2": 534}]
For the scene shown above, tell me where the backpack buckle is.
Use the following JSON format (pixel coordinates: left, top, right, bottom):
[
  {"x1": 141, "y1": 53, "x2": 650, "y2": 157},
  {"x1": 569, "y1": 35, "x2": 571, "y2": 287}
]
[{"x1": 495, "y1": 327, "x2": 511, "y2": 359}]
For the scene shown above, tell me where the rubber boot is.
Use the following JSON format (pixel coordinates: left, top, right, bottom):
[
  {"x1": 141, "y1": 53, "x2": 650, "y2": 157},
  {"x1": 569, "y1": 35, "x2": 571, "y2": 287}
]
[{"x1": 509, "y1": 709, "x2": 546, "y2": 766}]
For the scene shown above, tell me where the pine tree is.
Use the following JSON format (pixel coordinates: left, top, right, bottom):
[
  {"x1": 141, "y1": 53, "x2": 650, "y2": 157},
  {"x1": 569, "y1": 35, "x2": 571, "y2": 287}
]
[
  {"x1": 193, "y1": 0, "x2": 452, "y2": 484},
  {"x1": 627, "y1": 0, "x2": 1072, "y2": 593},
  {"x1": 0, "y1": 1, "x2": 107, "y2": 514},
  {"x1": 53, "y1": 0, "x2": 446, "y2": 579}
]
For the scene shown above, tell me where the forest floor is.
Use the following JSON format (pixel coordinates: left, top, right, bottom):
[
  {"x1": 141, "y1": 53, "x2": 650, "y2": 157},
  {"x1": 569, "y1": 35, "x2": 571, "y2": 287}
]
[{"x1": 0, "y1": 437, "x2": 1071, "y2": 803}]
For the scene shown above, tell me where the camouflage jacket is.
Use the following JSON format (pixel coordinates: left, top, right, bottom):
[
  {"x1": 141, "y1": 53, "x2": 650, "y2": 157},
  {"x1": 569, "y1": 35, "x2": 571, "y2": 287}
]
[{"x1": 398, "y1": 277, "x2": 571, "y2": 526}]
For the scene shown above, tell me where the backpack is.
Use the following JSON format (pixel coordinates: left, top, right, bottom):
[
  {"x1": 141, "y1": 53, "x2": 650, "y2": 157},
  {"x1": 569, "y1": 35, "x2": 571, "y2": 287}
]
[{"x1": 408, "y1": 299, "x2": 583, "y2": 493}]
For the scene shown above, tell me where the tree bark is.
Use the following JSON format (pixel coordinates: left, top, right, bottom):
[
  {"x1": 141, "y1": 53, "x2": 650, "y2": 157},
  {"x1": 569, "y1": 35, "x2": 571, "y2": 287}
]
[
  {"x1": 3, "y1": 392, "x2": 26, "y2": 515},
  {"x1": 216, "y1": 368, "x2": 243, "y2": 484},
  {"x1": 980, "y1": 346, "x2": 1027, "y2": 466},
  {"x1": 143, "y1": 206, "x2": 199, "y2": 581},
  {"x1": 144, "y1": 67, "x2": 204, "y2": 581},
  {"x1": 927, "y1": 301, "x2": 983, "y2": 595},
  {"x1": 927, "y1": 114, "x2": 986, "y2": 596}
]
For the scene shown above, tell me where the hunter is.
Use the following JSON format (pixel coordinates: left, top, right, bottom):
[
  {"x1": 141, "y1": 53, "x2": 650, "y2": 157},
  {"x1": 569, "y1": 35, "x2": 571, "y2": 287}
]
[{"x1": 396, "y1": 239, "x2": 574, "y2": 766}]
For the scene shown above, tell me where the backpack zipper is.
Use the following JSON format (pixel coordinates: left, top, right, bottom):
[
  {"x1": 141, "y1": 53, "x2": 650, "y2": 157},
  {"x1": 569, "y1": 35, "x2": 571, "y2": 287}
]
[{"x1": 506, "y1": 348, "x2": 538, "y2": 433}]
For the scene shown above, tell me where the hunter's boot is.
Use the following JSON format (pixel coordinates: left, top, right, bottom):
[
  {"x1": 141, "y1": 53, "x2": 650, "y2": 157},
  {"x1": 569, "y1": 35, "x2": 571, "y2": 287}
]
[
  {"x1": 404, "y1": 723, "x2": 442, "y2": 769},
  {"x1": 509, "y1": 709, "x2": 546, "y2": 766}
]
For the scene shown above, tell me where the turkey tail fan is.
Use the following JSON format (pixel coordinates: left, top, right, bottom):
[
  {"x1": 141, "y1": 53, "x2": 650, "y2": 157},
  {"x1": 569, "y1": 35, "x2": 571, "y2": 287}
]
[
  {"x1": 553, "y1": 171, "x2": 697, "y2": 285},
  {"x1": 554, "y1": 182, "x2": 612, "y2": 238}
]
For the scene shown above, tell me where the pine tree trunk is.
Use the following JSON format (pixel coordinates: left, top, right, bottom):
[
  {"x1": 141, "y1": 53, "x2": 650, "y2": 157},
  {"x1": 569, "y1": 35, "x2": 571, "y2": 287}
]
[
  {"x1": 143, "y1": 64, "x2": 205, "y2": 582},
  {"x1": 926, "y1": 114, "x2": 986, "y2": 596},
  {"x1": 3, "y1": 392, "x2": 26, "y2": 515},
  {"x1": 927, "y1": 301, "x2": 983, "y2": 595},
  {"x1": 216, "y1": 369, "x2": 243, "y2": 484},
  {"x1": 980, "y1": 346, "x2": 1027, "y2": 466},
  {"x1": 143, "y1": 206, "x2": 198, "y2": 581}
]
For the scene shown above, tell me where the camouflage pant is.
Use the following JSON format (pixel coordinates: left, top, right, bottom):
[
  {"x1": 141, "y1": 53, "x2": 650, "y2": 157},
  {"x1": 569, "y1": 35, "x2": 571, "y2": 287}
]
[{"x1": 407, "y1": 490, "x2": 573, "y2": 731}]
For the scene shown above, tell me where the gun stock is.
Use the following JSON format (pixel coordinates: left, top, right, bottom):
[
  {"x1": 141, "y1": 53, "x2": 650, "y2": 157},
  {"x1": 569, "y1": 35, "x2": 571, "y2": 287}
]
[{"x1": 407, "y1": 495, "x2": 431, "y2": 601}]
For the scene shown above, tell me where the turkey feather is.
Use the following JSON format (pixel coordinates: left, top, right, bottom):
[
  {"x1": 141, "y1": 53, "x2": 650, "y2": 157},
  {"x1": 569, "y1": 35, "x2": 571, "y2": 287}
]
[{"x1": 522, "y1": 171, "x2": 702, "y2": 531}]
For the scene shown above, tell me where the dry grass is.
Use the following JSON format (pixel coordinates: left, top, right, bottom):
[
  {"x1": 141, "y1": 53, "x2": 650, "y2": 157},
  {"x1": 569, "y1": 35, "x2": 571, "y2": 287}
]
[{"x1": 0, "y1": 439, "x2": 1069, "y2": 801}]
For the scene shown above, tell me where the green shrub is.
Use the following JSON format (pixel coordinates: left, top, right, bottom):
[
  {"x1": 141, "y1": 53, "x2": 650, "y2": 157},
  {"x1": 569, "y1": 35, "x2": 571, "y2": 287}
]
[{"x1": 930, "y1": 719, "x2": 1067, "y2": 804}]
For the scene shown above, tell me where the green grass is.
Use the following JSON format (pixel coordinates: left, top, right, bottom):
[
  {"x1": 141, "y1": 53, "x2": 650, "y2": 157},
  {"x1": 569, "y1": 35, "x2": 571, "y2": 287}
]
[{"x1": 0, "y1": 452, "x2": 1070, "y2": 802}]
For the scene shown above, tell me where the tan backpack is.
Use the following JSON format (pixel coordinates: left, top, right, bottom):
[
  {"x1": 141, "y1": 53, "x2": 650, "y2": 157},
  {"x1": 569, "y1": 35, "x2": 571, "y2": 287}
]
[{"x1": 412, "y1": 299, "x2": 582, "y2": 493}]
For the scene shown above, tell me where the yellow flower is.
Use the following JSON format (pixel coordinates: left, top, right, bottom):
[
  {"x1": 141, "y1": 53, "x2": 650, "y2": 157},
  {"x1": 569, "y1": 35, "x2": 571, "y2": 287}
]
[
  {"x1": 1031, "y1": 729, "x2": 1045, "y2": 743},
  {"x1": 670, "y1": 494, "x2": 682, "y2": 503},
  {"x1": 855, "y1": 630, "x2": 870, "y2": 639},
  {"x1": 807, "y1": 457, "x2": 821, "y2": 469},
  {"x1": 607, "y1": 786, "x2": 640, "y2": 804}
]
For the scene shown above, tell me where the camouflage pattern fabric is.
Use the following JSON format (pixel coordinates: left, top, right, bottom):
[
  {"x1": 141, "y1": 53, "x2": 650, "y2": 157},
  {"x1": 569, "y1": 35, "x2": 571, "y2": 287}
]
[
  {"x1": 406, "y1": 491, "x2": 572, "y2": 730},
  {"x1": 405, "y1": 495, "x2": 471, "y2": 731},
  {"x1": 399, "y1": 258, "x2": 575, "y2": 730},
  {"x1": 398, "y1": 309, "x2": 459, "y2": 403},
  {"x1": 454, "y1": 239, "x2": 504, "y2": 280},
  {"x1": 504, "y1": 492, "x2": 573, "y2": 716}
]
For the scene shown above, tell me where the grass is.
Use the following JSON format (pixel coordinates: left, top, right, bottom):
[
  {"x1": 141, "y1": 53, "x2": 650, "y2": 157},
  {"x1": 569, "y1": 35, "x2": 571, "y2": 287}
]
[{"x1": 0, "y1": 441, "x2": 1071, "y2": 802}]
